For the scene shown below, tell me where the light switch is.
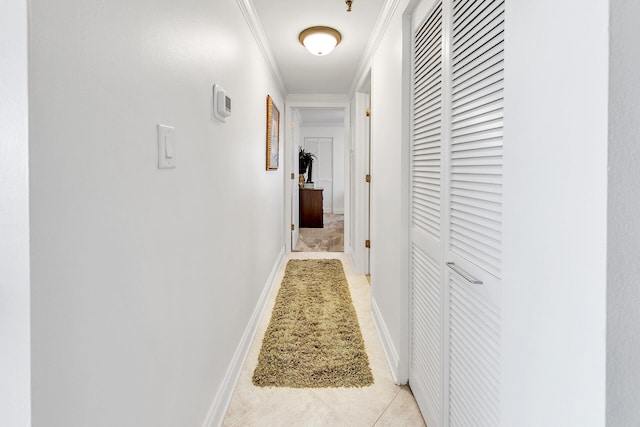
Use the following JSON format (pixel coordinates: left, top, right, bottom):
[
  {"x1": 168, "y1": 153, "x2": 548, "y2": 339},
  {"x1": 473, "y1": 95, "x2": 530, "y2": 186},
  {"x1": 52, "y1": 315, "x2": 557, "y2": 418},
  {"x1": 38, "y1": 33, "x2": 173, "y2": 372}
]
[
  {"x1": 165, "y1": 137, "x2": 174, "y2": 158},
  {"x1": 157, "y1": 124, "x2": 176, "y2": 169}
]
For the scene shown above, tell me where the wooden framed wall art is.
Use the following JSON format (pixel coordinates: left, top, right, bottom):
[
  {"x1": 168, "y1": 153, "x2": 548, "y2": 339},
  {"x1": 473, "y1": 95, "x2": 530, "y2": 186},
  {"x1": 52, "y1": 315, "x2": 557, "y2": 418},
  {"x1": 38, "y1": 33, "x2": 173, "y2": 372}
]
[{"x1": 266, "y1": 95, "x2": 280, "y2": 170}]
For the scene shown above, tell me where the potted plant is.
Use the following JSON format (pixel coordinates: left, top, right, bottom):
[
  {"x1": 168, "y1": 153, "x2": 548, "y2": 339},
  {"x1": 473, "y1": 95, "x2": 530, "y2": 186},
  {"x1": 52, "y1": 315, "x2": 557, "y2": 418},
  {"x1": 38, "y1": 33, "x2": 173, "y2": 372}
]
[{"x1": 298, "y1": 147, "x2": 316, "y2": 186}]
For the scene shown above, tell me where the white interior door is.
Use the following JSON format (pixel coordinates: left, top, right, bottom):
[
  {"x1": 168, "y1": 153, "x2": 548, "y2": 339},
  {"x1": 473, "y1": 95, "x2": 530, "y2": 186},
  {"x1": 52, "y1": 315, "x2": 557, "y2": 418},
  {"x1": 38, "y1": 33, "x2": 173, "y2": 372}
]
[
  {"x1": 349, "y1": 91, "x2": 371, "y2": 274},
  {"x1": 409, "y1": 0, "x2": 504, "y2": 425},
  {"x1": 409, "y1": 3, "x2": 445, "y2": 427},
  {"x1": 304, "y1": 137, "x2": 333, "y2": 213},
  {"x1": 365, "y1": 101, "x2": 371, "y2": 274},
  {"x1": 445, "y1": 0, "x2": 504, "y2": 423}
]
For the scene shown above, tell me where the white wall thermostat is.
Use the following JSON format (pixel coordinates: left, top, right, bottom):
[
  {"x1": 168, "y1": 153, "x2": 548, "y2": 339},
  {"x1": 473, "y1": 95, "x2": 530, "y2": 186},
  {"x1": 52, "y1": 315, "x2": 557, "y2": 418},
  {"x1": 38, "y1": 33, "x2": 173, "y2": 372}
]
[{"x1": 213, "y1": 84, "x2": 231, "y2": 122}]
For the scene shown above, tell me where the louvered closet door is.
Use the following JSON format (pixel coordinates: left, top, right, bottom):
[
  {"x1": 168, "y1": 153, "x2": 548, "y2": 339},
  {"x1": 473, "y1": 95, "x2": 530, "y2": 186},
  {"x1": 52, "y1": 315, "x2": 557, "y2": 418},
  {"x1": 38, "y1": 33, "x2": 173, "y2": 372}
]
[
  {"x1": 446, "y1": 0, "x2": 504, "y2": 425},
  {"x1": 409, "y1": 0, "x2": 504, "y2": 426},
  {"x1": 409, "y1": 2, "x2": 445, "y2": 427}
]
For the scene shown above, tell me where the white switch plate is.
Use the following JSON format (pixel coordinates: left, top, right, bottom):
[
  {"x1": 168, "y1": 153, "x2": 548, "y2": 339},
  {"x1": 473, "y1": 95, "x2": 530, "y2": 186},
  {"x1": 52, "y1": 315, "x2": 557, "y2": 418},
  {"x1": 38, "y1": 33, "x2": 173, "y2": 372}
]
[{"x1": 157, "y1": 124, "x2": 176, "y2": 169}]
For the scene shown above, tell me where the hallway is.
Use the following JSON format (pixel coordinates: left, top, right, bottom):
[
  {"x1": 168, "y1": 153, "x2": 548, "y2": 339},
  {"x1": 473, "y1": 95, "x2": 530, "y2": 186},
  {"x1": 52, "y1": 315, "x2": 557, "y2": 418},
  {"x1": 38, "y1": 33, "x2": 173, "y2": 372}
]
[
  {"x1": 222, "y1": 252, "x2": 425, "y2": 427},
  {"x1": 5, "y1": 0, "x2": 638, "y2": 425}
]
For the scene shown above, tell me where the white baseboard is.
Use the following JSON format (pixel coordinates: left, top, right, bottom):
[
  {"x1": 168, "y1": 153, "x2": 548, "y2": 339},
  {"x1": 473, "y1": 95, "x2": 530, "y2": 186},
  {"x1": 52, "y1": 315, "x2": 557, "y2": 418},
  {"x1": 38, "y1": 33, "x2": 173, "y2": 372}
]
[
  {"x1": 371, "y1": 296, "x2": 401, "y2": 385},
  {"x1": 347, "y1": 246, "x2": 356, "y2": 269},
  {"x1": 333, "y1": 208, "x2": 344, "y2": 214},
  {"x1": 202, "y1": 247, "x2": 286, "y2": 427}
]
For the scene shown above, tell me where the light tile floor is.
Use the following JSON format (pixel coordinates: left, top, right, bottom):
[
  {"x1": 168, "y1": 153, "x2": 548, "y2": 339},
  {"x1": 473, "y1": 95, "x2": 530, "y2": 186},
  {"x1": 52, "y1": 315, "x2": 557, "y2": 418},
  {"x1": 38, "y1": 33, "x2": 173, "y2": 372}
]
[
  {"x1": 294, "y1": 214, "x2": 344, "y2": 252},
  {"x1": 222, "y1": 252, "x2": 427, "y2": 427}
]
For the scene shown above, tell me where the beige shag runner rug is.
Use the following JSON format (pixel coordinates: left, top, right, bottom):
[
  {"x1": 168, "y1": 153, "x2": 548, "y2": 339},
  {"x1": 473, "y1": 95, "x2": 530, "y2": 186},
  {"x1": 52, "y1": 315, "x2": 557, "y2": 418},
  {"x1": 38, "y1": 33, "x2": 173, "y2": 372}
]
[{"x1": 252, "y1": 259, "x2": 374, "y2": 388}]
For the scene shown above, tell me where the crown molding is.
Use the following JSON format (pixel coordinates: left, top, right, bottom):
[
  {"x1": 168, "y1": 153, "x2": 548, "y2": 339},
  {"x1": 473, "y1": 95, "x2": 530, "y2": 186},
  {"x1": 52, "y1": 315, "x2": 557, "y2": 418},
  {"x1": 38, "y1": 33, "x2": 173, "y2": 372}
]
[
  {"x1": 348, "y1": 0, "x2": 402, "y2": 96},
  {"x1": 235, "y1": 0, "x2": 288, "y2": 95}
]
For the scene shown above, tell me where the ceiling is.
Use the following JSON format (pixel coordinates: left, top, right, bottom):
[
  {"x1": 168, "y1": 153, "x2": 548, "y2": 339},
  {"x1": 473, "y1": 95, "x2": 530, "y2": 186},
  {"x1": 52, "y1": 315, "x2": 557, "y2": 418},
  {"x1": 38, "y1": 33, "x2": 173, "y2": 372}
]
[
  {"x1": 297, "y1": 108, "x2": 345, "y2": 127},
  {"x1": 251, "y1": 0, "x2": 386, "y2": 95}
]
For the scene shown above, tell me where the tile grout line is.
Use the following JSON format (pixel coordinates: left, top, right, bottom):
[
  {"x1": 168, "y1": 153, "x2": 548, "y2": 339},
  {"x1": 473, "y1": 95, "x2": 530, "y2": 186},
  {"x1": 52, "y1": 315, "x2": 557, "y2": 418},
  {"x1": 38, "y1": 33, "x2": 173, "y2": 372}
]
[
  {"x1": 225, "y1": 388, "x2": 279, "y2": 427},
  {"x1": 370, "y1": 386, "x2": 403, "y2": 426},
  {"x1": 308, "y1": 388, "x2": 357, "y2": 427}
]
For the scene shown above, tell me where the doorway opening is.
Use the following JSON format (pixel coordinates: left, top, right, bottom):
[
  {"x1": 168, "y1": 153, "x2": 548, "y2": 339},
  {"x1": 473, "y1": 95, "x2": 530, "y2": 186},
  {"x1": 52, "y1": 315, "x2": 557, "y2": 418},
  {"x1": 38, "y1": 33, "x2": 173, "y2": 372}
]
[{"x1": 289, "y1": 107, "x2": 346, "y2": 253}]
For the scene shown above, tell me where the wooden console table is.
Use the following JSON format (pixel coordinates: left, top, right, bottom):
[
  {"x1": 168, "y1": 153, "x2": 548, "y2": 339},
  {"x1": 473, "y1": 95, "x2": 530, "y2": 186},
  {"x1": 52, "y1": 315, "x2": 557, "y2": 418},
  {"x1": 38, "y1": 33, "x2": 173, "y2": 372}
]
[{"x1": 299, "y1": 188, "x2": 323, "y2": 228}]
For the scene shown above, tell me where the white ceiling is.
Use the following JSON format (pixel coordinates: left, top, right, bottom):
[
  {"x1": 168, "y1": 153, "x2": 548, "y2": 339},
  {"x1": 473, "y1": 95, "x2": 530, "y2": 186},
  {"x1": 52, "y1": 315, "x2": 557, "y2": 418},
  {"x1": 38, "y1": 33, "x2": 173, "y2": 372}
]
[{"x1": 251, "y1": 0, "x2": 385, "y2": 95}]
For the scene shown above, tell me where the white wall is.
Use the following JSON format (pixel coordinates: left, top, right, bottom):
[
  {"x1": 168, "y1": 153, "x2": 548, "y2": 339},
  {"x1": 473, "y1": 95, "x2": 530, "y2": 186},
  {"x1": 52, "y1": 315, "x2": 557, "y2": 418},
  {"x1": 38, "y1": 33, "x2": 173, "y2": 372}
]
[
  {"x1": 299, "y1": 126, "x2": 345, "y2": 213},
  {"x1": 369, "y1": 0, "x2": 411, "y2": 383},
  {"x1": 28, "y1": 0, "x2": 284, "y2": 425},
  {"x1": 0, "y1": 0, "x2": 31, "y2": 425},
  {"x1": 502, "y1": 0, "x2": 608, "y2": 425},
  {"x1": 607, "y1": 0, "x2": 640, "y2": 424}
]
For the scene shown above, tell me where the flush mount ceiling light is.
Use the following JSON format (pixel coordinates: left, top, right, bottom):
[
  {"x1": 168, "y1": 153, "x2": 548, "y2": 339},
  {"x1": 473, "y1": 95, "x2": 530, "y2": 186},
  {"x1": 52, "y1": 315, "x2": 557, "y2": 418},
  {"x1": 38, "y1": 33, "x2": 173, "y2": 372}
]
[{"x1": 298, "y1": 26, "x2": 342, "y2": 56}]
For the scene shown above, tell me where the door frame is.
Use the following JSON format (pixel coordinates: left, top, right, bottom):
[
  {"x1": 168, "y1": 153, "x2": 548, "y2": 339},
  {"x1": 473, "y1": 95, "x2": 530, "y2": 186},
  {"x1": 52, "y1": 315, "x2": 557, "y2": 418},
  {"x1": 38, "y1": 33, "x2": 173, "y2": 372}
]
[
  {"x1": 283, "y1": 95, "x2": 350, "y2": 253},
  {"x1": 351, "y1": 91, "x2": 371, "y2": 275}
]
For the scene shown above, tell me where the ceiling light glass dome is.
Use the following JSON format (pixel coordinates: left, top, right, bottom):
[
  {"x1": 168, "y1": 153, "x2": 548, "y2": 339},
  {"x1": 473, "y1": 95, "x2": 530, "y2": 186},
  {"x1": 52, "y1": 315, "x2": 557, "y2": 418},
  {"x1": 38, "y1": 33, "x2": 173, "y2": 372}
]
[{"x1": 298, "y1": 26, "x2": 342, "y2": 56}]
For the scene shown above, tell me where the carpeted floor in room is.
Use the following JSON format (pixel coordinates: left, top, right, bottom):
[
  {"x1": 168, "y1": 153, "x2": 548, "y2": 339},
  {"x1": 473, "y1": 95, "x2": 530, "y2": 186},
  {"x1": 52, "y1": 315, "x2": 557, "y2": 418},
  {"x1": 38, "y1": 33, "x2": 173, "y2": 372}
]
[{"x1": 294, "y1": 214, "x2": 344, "y2": 252}]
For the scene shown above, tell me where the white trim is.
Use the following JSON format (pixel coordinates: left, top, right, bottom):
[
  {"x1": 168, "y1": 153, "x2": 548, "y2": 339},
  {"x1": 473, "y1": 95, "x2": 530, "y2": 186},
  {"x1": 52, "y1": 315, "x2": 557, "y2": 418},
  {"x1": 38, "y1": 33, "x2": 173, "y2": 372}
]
[
  {"x1": 0, "y1": 1, "x2": 31, "y2": 425},
  {"x1": 348, "y1": 0, "x2": 402, "y2": 96},
  {"x1": 298, "y1": 122, "x2": 344, "y2": 128},
  {"x1": 235, "y1": 0, "x2": 287, "y2": 94},
  {"x1": 348, "y1": 250, "x2": 357, "y2": 272},
  {"x1": 371, "y1": 296, "x2": 405, "y2": 385},
  {"x1": 397, "y1": 0, "x2": 414, "y2": 387},
  {"x1": 201, "y1": 247, "x2": 286, "y2": 427},
  {"x1": 332, "y1": 208, "x2": 345, "y2": 214}
]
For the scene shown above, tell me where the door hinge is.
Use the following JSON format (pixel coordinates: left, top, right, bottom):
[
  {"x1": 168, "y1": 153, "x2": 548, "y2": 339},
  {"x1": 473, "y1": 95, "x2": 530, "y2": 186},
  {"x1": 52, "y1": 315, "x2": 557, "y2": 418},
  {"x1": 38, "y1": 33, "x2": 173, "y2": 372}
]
[
  {"x1": 365, "y1": 108, "x2": 371, "y2": 117},
  {"x1": 291, "y1": 121, "x2": 295, "y2": 129},
  {"x1": 291, "y1": 173, "x2": 295, "y2": 180},
  {"x1": 365, "y1": 174, "x2": 371, "y2": 183},
  {"x1": 291, "y1": 224, "x2": 295, "y2": 231},
  {"x1": 365, "y1": 239, "x2": 370, "y2": 248}
]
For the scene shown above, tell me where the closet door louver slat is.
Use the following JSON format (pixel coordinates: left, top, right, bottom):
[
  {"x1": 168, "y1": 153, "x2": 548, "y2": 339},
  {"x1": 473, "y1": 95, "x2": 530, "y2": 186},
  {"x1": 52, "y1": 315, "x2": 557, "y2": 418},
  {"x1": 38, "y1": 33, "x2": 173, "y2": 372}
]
[
  {"x1": 450, "y1": 0, "x2": 504, "y2": 279},
  {"x1": 449, "y1": 275, "x2": 500, "y2": 427},
  {"x1": 412, "y1": 1, "x2": 444, "y2": 242},
  {"x1": 411, "y1": 244, "x2": 443, "y2": 427}
]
